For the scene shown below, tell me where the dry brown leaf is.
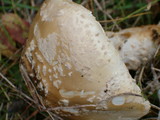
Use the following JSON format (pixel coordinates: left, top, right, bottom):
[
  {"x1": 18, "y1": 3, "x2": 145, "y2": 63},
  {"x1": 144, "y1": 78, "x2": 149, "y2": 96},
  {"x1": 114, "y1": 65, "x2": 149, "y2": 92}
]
[{"x1": 0, "y1": 13, "x2": 30, "y2": 59}]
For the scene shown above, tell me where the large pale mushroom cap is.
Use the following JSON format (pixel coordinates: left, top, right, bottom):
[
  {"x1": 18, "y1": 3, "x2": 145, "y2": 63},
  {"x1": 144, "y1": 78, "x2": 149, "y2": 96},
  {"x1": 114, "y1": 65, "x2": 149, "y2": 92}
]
[{"x1": 20, "y1": 0, "x2": 150, "y2": 119}]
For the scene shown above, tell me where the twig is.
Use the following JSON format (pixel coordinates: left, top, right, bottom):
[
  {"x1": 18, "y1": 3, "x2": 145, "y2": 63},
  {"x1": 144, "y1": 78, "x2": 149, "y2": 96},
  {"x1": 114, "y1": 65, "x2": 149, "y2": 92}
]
[
  {"x1": 107, "y1": 0, "x2": 159, "y2": 29},
  {"x1": 0, "y1": 72, "x2": 16, "y2": 88},
  {"x1": 99, "y1": 12, "x2": 151, "y2": 23},
  {"x1": 26, "y1": 110, "x2": 39, "y2": 120},
  {"x1": 154, "y1": 45, "x2": 160, "y2": 58},
  {"x1": 0, "y1": 72, "x2": 40, "y2": 108},
  {"x1": 20, "y1": 64, "x2": 57, "y2": 120},
  {"x1": 136, "y1": 66, "x2": 145, "y2": 90},
  {"x1": 0, "y1": 85, "x2": 11, "y2": 101},
  {"x1": 151, "y1": 64, "x2": 159, "y2": 82},
  {"x1": 152, "y1": 67, "x2": 160, "y2": 72},
  {"x1": 0, "y1": 48, "x2": 22, "y2": 71},
  {"x1": 93, "y1": 0, "x2": 121, "y2": 30},
  {"x1": 151, "y1": 103, "x2": 160, "y2": 111}
]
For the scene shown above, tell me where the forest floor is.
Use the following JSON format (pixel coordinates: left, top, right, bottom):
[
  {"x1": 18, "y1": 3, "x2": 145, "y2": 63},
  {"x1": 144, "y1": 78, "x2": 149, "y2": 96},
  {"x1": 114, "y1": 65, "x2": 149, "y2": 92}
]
[{"x1": 0, "y1": 0, "x2": 160, "y2": 120}]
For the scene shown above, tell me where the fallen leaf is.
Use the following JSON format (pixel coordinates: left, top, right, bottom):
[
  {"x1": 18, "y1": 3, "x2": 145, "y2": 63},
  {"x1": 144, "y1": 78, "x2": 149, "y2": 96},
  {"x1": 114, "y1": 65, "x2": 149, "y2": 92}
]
[
  {"x1": 1, "y1": 13, "x2": 29, "y2": 45},
  {"x1": 0, "y1": 13, "x2": 30, "y2": 59}
]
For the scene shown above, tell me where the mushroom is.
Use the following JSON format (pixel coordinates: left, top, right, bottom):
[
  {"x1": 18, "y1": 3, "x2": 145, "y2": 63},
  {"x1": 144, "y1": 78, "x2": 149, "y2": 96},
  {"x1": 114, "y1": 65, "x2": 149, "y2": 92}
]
[
  {"x1": 106, "y1": 25, "x2": 160, "y2": 70},
  {"x1": 20, "y1": 0, "x2": 150, "y2": 120}
]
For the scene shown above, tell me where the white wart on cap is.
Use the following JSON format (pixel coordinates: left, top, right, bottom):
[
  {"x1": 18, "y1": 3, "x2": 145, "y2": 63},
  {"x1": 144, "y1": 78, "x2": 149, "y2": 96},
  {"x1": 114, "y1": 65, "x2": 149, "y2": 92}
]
[{"x1": 20, "y1": 0, "x2": 150, "y2": 119}]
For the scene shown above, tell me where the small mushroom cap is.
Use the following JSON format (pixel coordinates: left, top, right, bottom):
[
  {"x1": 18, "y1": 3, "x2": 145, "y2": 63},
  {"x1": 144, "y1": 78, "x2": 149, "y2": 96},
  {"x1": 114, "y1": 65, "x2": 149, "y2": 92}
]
[
  {"x1": 106, "y1": 25, "x2": 160, "y2": 70},
  {"x1": 20, "y1": 0, "x2": 150, "y2": 119}
]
